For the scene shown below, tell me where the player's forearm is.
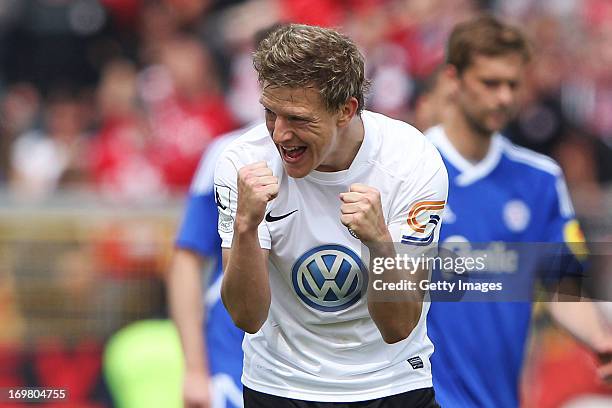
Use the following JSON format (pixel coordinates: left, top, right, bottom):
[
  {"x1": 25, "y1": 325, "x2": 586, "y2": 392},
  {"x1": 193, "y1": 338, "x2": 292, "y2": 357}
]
[
  {"x1": 168, "y1": 250, "x2": 209, "y2": 374},
  {"x1": 222, "y1": 223, "x2": 271, "y2": 334},
  {"x1": 368, "y1": 301, "x2": 423, "y2": 343},
  {"x1": 547, "y1": 301, "x2": 611, "y2": 351},
  {"x1": 367, "y1": 243, "x2": 424, "y2": 344}
]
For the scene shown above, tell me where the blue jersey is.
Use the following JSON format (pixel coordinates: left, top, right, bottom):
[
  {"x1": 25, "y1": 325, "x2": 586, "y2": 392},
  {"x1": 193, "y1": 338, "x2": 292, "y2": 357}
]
[
  {"x1": 425, "y1": 126, "x2": 582, "y2": 408},
  {"x1": 176, "y1": 130, "x2": 244, "y2": 408}
]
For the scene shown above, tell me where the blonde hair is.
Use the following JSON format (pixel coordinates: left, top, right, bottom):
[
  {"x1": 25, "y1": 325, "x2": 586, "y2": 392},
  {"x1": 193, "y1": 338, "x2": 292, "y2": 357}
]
[{"x1": 253, "y1": 24, "x2": 370, "y2": 114}]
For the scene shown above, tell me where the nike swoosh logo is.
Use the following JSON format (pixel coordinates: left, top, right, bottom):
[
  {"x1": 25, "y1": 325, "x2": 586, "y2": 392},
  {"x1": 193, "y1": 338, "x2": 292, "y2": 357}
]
[{"x1": 265, "y1": 209, "x2": 298, "y2": 222}]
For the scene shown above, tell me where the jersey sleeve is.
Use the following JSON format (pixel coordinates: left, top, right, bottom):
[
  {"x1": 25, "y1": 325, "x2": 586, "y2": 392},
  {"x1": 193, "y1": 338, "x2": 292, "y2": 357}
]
[
  {"x1": 175, "y1": 145, "x2": 222, "y2": 257},
  {"x1": 213, "y1": 150, "x2": 272, "y2": 250},
  {"x1": 542, "y1": 172, "x2": 577, "y2": 241},
  {"x1": 175, "y1": 191, "x2": 220, "y2": 257},
  {"x1": 540, "y1": 172, "x2": 587, "y2": 282},
  {"x1": 388, "y1": 142, "x2": 449, "y2": 248}
]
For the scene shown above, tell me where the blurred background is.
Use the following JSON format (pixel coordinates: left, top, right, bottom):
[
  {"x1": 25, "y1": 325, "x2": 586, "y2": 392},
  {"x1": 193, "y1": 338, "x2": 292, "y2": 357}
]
[{"x1": 0, "y1": 0, "x2": 610, "y2": 407}]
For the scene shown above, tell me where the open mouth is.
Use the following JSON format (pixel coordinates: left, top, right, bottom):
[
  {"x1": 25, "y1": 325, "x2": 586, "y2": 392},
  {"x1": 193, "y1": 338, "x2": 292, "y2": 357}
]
[{"x1": 280, "y1": 146, "x2": 307, "y2": 163}]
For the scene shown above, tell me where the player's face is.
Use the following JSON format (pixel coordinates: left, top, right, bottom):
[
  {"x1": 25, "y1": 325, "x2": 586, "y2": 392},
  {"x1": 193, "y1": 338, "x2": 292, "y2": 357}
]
[
  {"x1": 260, "y1": 85, "x2": 345, "y2": 178},
  {"x1": 455, "y1": 53, "x2": 525, "y2": 136}
]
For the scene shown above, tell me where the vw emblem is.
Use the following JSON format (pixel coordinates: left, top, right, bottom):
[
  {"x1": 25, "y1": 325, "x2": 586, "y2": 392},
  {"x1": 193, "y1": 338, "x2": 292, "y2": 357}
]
[{"x1": 291, "y1": 245, "x2": 367, "y2": 312}]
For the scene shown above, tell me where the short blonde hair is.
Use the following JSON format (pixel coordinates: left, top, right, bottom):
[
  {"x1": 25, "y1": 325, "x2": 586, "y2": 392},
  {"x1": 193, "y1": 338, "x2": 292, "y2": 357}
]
[{"x1": 253, "y1": 24, "x2": 370, "y2": 114}]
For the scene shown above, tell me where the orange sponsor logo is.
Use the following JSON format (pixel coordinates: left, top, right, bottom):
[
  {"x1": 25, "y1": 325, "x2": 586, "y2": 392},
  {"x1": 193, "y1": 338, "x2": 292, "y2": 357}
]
[{"x1": 407, "y1": 201, "x2": 446, "y2": 233}]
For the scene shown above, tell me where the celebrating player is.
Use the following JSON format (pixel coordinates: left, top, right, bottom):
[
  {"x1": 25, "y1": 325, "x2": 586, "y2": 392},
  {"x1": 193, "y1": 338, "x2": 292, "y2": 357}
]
[
  {"x1": 215, "y1": 24, "x2": 448, "y2": 407},
  {"x1": 424, "y1": 15, "x2": 612, "y2": 407}
]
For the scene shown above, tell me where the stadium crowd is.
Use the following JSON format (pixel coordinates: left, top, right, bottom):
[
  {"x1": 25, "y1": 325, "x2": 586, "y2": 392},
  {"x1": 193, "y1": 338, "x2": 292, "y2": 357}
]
[{"x1": 0, "y1": 0, "x2": 611, "y2": 205}]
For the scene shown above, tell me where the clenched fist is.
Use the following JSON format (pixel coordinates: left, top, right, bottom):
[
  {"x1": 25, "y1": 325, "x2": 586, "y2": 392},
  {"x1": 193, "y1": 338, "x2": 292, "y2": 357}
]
[
  {"x1": 340, "y1": 183, "x2": 392, "y2": 244},
  {"x1": 236, "y1": 161, "x2": 279, "y2": 229}
]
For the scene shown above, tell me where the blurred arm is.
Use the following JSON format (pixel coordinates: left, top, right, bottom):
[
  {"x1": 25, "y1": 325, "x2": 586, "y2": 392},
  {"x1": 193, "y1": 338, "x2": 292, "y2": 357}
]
[
  {"x1": 546, "y1": 301, "x2": 612, "y2": 382},
  {"x1": 168, "y1": 248, "x2": 211, "y2": 407}
]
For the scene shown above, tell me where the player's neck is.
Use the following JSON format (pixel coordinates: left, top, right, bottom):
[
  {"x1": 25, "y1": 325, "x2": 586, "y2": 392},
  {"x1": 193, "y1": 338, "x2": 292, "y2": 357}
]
[
  {"x1": 443, "y1": 108, "x2": 492, "y2": 164},
  {"x1": 319, "y1": 115, "x2": 364, "y2": 172}
]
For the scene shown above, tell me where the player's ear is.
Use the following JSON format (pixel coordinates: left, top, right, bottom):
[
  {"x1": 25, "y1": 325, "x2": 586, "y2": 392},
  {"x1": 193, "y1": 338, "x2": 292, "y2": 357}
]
[
  {"x1": 444, "y1": 64, "x2": 460, "y2": 99},
  {"x1": 336, "y1": 97, "x2": 359, "y2": 128}
]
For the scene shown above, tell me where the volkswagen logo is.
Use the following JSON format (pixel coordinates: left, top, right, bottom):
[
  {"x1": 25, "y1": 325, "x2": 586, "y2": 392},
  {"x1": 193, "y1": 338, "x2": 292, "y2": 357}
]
[{"x1": 291, "y1": 245, "x2": 367, "y2": 312}]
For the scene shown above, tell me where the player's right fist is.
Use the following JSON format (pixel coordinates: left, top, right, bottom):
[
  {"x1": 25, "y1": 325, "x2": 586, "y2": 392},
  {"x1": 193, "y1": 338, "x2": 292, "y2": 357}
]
[{"x1": 236, "y1": 161, "x2": 278, "y2": 229}]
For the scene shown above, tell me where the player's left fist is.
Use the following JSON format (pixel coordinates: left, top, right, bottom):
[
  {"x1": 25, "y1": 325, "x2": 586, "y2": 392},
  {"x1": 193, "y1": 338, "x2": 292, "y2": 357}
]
[{"x1": 340, "y1": 183, "x2": 392, "y2": 244}]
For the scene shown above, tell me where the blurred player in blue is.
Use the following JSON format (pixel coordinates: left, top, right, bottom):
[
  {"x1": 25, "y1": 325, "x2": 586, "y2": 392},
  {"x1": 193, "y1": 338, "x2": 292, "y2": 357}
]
[
  {"x1": 421, "y1": 15, "x2": 612, "y2": 407},
  {"x1": 168, "y1": 127, "x2": 244, "y2": 408},
  {"x1": 167, "y1": 24, "x2": 282, "y2": 408}
]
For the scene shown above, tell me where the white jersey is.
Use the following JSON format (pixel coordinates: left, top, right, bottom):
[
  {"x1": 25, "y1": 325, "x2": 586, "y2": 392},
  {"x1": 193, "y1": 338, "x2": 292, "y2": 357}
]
[{"x1": 214, "y1": 110, "x2": 448, "y2": 402}]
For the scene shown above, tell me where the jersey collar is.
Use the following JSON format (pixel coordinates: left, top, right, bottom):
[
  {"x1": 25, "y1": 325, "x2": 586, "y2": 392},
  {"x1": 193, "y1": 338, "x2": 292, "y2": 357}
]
[{"x1": 426, "y1": 124, "x2": 503, "y2": 186}]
